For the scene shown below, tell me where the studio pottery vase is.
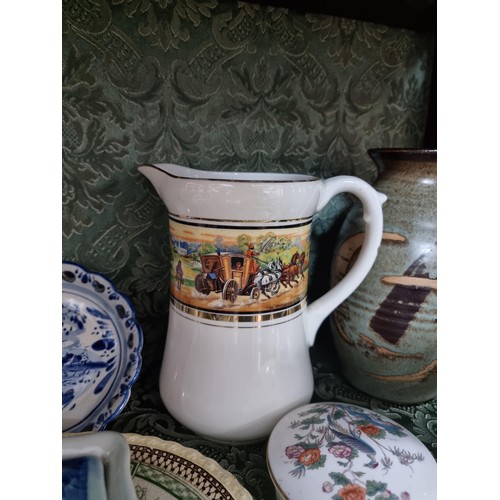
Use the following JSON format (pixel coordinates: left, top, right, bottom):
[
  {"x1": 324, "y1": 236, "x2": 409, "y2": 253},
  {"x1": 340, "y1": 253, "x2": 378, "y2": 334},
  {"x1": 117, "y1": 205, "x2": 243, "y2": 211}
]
[{"x1": 330, "y1": 149, "x2": 437, "y2": 403}]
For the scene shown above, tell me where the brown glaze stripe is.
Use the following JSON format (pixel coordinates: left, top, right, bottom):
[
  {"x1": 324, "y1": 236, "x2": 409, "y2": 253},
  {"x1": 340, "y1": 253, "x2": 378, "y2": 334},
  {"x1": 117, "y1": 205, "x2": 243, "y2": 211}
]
[
  {"x1": 368, "y1": 148, "x2": 437, "y2": 164},
  {"x1": 171, "y1": 296, "x2": 306, "y2": 326},
  {"x1": 381, "y1": 275, "x2": 437, "y2": 290},
  {"x1": 367, "y1": 359, "x2": 437, "y2": 382}
]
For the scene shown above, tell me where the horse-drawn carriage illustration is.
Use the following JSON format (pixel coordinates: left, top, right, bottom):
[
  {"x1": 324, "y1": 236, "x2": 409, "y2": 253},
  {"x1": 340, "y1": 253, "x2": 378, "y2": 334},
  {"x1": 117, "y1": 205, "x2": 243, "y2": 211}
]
[
  {"x1": 169, "y1": 219, "x2": 310, "y2": 312},
  {"x1": 194, "y1": 252, "x2": 283, "y2": 303}
]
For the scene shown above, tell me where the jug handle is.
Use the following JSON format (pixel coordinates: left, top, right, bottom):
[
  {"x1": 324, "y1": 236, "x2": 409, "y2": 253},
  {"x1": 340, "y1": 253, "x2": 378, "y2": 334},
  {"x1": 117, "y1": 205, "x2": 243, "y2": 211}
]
[{"x1": 303, "y1": 176, "x2": 387, "y2": 346}]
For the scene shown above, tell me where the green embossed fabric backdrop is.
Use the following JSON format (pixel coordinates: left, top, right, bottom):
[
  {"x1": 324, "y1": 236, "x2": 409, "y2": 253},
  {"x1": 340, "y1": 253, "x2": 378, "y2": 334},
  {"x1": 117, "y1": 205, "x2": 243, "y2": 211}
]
[{"x1": 62, "y1": 1, "x2": 436, "y2": 498}]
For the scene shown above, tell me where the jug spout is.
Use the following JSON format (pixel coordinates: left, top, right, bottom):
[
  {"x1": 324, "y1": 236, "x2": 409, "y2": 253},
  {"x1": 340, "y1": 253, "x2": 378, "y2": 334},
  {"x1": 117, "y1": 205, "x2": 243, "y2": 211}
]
[
  {"x1": 138, "y1": 163, "x2": 180, "y2": 212},
  {"x1": 139, "y1": 163, "x2": 218, "y2": 214},
  {"x1": 138, "y1": 163, "x2": 164, "y2": 191},
  {"x1": 139, "y1": 163, "x2": 324, "y2": 222}
]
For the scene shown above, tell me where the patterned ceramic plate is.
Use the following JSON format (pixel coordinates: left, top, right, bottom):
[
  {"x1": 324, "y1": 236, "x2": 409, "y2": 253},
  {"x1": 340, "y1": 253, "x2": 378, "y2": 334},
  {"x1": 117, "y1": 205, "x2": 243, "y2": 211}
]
[
  {"x1": 124, "y1": 433, "x2": 253, "y2": 500},
  {"x1": 62, "y1": 261, "x2": 143, "y2": 432}
]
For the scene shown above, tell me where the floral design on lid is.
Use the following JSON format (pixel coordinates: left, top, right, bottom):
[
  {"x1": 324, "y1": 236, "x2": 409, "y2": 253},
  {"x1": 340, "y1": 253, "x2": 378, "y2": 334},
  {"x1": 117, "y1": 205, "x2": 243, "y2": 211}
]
[{"x1": 268, "y1": 403, "x2": 436, "y2": 500}]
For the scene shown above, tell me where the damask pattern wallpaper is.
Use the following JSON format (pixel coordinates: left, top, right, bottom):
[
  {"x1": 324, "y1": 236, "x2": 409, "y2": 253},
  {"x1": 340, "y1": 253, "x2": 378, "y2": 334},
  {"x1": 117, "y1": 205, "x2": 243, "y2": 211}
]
[
  {"x1": 62, "y1": 1, "x2": 436, "y2": 497},
  {"x1": 63, "y1": 0, "x2": 434, "y2": 315}
]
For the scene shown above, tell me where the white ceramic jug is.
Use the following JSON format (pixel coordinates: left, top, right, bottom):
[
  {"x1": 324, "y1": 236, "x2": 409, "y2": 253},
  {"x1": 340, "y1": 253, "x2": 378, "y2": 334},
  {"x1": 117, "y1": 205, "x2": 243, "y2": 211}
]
[{"x1": 139, "y1": 164, "x2": 386, "y2": 443}]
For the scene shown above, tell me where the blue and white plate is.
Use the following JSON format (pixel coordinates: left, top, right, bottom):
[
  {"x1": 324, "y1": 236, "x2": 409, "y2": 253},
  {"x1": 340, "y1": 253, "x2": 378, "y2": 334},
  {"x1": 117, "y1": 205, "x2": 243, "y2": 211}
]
[{"x1": 62, "y1": 261, "x2": 143, "y2": 432}]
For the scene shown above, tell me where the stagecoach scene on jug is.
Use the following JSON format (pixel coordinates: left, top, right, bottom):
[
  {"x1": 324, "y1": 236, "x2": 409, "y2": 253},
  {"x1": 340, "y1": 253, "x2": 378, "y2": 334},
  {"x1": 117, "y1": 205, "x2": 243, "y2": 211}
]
[{"x1": 168, "y1": 219, "x2": 310, "y2": 314}]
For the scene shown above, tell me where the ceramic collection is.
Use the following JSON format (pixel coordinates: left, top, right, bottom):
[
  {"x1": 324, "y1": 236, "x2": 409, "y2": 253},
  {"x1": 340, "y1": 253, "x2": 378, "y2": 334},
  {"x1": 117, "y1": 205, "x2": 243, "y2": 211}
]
[
  {"x1": 330, "y1": 149, "x2": 437, "y2": 403},
  {"x1": 61, "y1": 157, "x2": 437, "y2": 499},
  {"x1": 139, "y1": 163, "x2": 386, "y2": 443}
]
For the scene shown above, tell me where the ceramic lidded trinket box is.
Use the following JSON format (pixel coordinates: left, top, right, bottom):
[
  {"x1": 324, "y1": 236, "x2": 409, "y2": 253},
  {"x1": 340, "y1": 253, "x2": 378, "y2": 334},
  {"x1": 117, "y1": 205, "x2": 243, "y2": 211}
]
[{"x1": 267, "y1": 402, "x2": 436, "y2": 500}]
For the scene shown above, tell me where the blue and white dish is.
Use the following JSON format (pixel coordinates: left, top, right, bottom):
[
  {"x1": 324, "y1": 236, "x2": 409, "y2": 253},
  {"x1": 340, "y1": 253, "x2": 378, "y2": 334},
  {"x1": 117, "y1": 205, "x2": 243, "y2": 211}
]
[
  {"x1": 62, "y1": 454, "x2": 107, "y2": 500},
  {"x1": 62, "y1": 261, "x2": 143, "y2": 432},
  {"x1": 62, "y1": 431, "x2": 137, "y2": 500}
]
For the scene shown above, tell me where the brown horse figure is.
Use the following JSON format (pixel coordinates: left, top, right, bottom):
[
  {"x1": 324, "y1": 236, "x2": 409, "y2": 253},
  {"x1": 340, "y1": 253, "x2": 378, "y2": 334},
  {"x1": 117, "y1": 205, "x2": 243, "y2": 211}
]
[{"x1": 280, "y1": 251, "x2": 306, "y2": 288}]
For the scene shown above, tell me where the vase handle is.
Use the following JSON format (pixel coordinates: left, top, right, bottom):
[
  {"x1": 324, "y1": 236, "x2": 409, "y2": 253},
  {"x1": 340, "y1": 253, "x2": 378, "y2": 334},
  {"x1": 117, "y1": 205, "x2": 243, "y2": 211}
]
[{"x1": 303, "y1": 176, "x2": 386, "y2": 346}]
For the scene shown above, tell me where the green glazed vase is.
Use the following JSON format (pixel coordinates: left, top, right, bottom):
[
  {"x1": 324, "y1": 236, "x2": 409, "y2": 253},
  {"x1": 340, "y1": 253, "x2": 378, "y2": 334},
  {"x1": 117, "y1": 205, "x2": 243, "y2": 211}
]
[{"x1": 330, "y1": 149, "x2": 437, "y2": 403}]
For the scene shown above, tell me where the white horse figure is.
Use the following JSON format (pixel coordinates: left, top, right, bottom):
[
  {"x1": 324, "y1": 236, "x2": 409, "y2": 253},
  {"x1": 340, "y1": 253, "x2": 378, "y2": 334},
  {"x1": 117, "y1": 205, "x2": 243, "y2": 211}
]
[{"x1": 254, "y1": 258, "x2": 283, "y2": 298}]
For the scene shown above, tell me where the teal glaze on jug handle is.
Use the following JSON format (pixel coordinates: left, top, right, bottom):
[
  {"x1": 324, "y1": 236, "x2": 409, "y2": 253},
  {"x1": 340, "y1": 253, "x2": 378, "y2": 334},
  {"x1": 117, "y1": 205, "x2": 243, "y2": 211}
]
[{"x1": 303, "y1": 176, "x2": 387, "y2": 346}]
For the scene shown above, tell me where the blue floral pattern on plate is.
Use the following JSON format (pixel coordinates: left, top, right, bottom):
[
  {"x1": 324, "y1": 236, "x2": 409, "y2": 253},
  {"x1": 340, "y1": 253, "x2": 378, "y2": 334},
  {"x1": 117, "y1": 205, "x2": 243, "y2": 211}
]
[
  {"x1": 62, "y1": 456, "x2": 107, "y2": 500},
  {"x1": 62, "y1": 261, "x2": 143, "y2": 432}
]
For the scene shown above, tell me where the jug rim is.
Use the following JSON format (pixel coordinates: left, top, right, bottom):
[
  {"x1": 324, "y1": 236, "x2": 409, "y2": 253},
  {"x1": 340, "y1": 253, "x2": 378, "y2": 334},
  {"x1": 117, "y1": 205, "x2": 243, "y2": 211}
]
[{"x1": 139, "y1": 163, "x2": 319, "y2": 183}]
